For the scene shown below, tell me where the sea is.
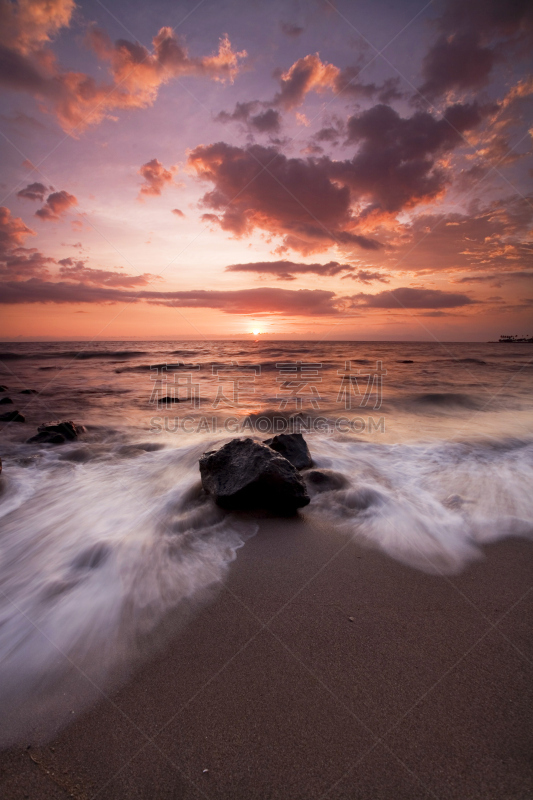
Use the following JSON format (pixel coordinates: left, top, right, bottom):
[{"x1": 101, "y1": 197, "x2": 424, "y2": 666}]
[{"x1": 0, "y1": 340, "x2": 531, "y2": 745}]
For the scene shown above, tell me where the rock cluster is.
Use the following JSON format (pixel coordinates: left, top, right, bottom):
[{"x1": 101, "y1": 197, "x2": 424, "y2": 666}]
[
  {"x1": 27, "y1": 420, "x2": 86, "y2": 445},
  {"x1": 199, "y1": 436, "x2": 310, "y2": 515}
]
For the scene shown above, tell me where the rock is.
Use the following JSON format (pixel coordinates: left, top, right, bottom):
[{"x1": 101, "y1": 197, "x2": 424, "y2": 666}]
[
  {"x1": 0, "y1": 385, "x2": 7, "y2": 391},
  {"x1": 199, "y1": 437, "x2": 310, "y2": 514},
  {"x1": 262, "y1": 432, "x2": 313, "y2": 470},
  {"x1": 36, "y1": 420, "x2": 85, "y2": 441},
  {"x1": 158, "y1": 396, "x2": 180, "y2": 404},
  {"x1": 19, "y1": 389, "x2": 38, "y2": 394},
  {"x1": 0, "y1": 410, "x2": 25, "y2": 422},
  {"x1": 305, "y1": 469, "x2": 349, "y2": 494},
  {"x1": 27, "y1": 431, "x2": 66, "y2": 445},
  {"x1": 0, "y1": 397, "x2": 13, "y2": 404},
  {"x1": 400, "y1": 360, "x2": 414, "y2": 363}
]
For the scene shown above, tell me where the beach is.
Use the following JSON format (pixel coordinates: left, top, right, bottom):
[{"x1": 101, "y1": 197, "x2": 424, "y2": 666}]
[
  {"x1": 0, "y1": 340, "x2": 532, "y2": 798},
  {"x1": 0, "y1": 514, "x2": 531, "y2": 800}
]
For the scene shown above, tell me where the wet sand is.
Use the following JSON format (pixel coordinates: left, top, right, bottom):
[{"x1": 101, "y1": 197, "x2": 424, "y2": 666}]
[{"x1": 0, "y1": 516, "x2": 532, "y2": 799}]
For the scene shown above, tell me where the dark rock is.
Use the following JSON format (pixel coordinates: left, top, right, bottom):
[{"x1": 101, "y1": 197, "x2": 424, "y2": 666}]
[
  {"x1": 36, "y1": 420, "x2": 85, "y2": 441},
  {"x1": 0, "y1": 397, "x2": 13, "y2": 404},
  {"x1": 400, "y1": 360, "x2": 414, "y2": 363},
  {"x1": 19, "y1": 389, "x2": 38, "y2": 394},
  {"x1": 0, "y1": 385, "x2": 7, "y2": 391},
  {"x1": 27, "y1": 431, "x2": 66, "y2": 445},
  {"x1": 262, "y1": 432, "x2": 313, "y2": 470},
  {"x1": 305, "y1": 469, "x2": 349, "y2": 494},
  {"x1": 0, "y1": 410, "x2": 25, "y2": 422},
  {"x1": 158, "y1": 396, "x2": 180, "y2": 404},
  {"x1": 199, "y1": 437, "x2": 310, "y2": 514}
]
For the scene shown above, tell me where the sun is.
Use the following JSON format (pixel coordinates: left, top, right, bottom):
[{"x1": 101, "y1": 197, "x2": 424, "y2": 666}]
[{"x1": 252, "y1": 329, "x2": 261, "y2": 336}]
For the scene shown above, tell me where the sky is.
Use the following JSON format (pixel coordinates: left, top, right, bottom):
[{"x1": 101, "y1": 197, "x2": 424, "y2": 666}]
[{"x1": 0, "y1": 0, "x2": 532, "y2": 341}]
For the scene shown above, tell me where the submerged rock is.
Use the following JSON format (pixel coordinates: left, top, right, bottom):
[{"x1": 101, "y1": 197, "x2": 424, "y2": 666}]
[
  {"x1": 0, "y1": 410, "x2": 25, "y2": 422},
  {"x1": 0, "y1": 397, "x2": 13, "y2": 405},
  {"x1": 305, "y1": 469, "x2": 349, "y2": 494},
  {"x1": 199, "y1": 437, "x2": 310, "y2": 514},
  {"x1": 262, "y1": 432, "x2": 313, "y2": 470},
  {"x1": 27, "y1": 420, "x2": 85, "y2": 444},
  {"x1": 19, "y1": 389, "x2": 38, "y2": 394},
  {"x1": 157, "y1": 396, "x2": 180, "y2": 404},
  {"x1": 38, "y1": 420, "x2": 85, "y2": 440},
  {"x1": 0, "y1": 385, "x2": 7, "y2": 391},
  {"x1": 27, "y1": 431, "x2": 66, "y2": 445}
]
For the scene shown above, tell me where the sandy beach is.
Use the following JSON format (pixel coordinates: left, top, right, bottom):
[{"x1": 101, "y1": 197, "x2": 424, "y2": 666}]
[{"x1": 1, "y1": 515, "x2": 531, "y2": 800}]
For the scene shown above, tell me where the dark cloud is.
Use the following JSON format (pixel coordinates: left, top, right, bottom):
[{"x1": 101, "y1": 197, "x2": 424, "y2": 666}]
[
  {"x1": 333, "y1": 67, "x2": 403, "y2": 103},
  {"x1": 35, "y1": 190, "x2": 77, "y2": 221},
  {"x1": 348, "y1": 287, "x2": 477, "y2": 309},
  {"x1": 226, "y1": 259, "x2": 354, "y2": 280},
  {"x1": 0, "y1": 281, "x2": 340, "y2": 315},
  {"x1": 419, "y1": 33, "x2": 496, "y2": 99},
  {"x1": 16, "y1": 182, "x2": 50, "y2": 202},
  {"x1": 250, "y1": 108, "x2": 281, "y2": 133},
  {"x1": 454, "y1": 271, "x2": 533, "y2": 283},
  {"x1": 342, "y1": 269, "x2": 391, "y2": 284},
  {"x1": 418, "y1": 0, "x2": 533, "y2": 100},
  {"x1": 190, "y1": 102, "x2": 485, "y2": 254},
  {"x1": 138, "y1": 159, "x2": 177, "y2": 199},
  {"x1": 188, "y1": 142, "x2": 382, "y2": 254},
  {"x1": 216, "y1": 102, "x2": 281, "y2": 133},
  {"x1": 339, "y1": 102, "x2": 486, "y2": 214},
  {"x1": 0, "y1": 279, "x2": 482, "y2": 315},
  {"x1": 280, "y1": 22, "x2": 305, "y2": 38},
  {"x1": 439, "y1": 0, "x2": 533, "y2": 42}
]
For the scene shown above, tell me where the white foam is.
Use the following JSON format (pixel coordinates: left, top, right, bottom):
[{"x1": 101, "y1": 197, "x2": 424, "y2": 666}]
[{"x1": 0, "y1": 442, "x2": 255, "y2": 746}]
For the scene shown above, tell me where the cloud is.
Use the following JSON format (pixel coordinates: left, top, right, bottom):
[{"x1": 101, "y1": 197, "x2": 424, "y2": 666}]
[
  {"x1": 454, "y1": 271, "x2": 533, "y2": 283},
  {"x1": 138, "y1": 159, "x2": 177, "y2": 198},
  {"x1": 189, "y1": 101, "x2": 485, "y2": 251},
  {"x1": 35, "y1": 190, "x2": 77, "y2": 221},
  {"x1": 0, "y1": 0, "x2": 75, "y2": 54},
  {"x1": 0, "y1": 205, "x2": 52, "y2": 279},
  {"x1": 16, "y1": 181, "x2": 50, "y2": 201},
  {"x1": 0, "y1": 1, "x2": 246, "y2": 133},
  {"x1": 57, "y1": 259, "x2": 158, "y2": 287},
  {"x1": 225, "y1": 259, "x2": 354, "y2": 280},
  {"x1": 342, "y1": 269, "x2": 391, "y2": 284},
  {"x1": 171, "y1": 208, "x2": 185, "y2": 217},
  {"x1": 280, "y1": 22, "x2": 305, "y2": 38},
  {"x1": 273, "y1": 54, "x2": 339, "y2": 110},
  {"x1": 339, "y1": 102, "x2": 487, "y2": 215},
  {"x1": 418, "y1": 0, "x2": 533, "y2": 100},
  {"x1": 392, "y1": 195, "x2": 533, "y2": 273},
  {"x1": 419, "y1": 33, "x2": 496, "y2": 99},
  {"x1": 0, "y1": 281, "x2": 341, "y2": 315},
  {"x1": 348, "y1": 287, "x2": 477, "y2": 309},
  {"x1": 188, "y1": 142, "x2": 382, "y2": 254},
  {"x1": 216, "y1": 101, "x2": 281, "y2": 133},
  {"x1": 0, "y1": 205, "x2": 158, "y2": 285}
]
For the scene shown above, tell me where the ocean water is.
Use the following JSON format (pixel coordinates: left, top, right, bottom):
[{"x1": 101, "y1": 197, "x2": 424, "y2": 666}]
[{"x1": 0, "y1": 340, "x2": 532, "y2": 745}]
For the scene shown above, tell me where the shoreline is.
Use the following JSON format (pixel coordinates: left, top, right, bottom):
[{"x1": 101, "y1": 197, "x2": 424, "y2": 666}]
[{"x1": 0, "y1": 517, "x2": 531, "y2": 799}]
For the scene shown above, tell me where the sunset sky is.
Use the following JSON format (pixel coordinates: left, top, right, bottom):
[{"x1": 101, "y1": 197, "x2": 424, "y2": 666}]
[{"x1": 0, "y1": 0, "x2": 532, "y2": 341}]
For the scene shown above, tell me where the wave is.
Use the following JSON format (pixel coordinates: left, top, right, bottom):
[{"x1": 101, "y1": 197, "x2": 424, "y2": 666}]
[
  {"x1": 306, "y1": 435, "x2": 533, "y2": 575},
  {"x1": 0, "y1": 350, "x2": 147, "y2": 361},
  {"x1": 0, "y1": 443, "x2": 256, "y2": 746}
]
